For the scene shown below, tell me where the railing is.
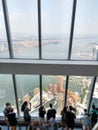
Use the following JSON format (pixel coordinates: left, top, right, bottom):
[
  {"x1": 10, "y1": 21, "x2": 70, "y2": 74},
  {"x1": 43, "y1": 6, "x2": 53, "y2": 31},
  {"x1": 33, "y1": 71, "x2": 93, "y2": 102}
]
[{"x1": 0, "y1": 116, "x2": 83, "y2": 130}]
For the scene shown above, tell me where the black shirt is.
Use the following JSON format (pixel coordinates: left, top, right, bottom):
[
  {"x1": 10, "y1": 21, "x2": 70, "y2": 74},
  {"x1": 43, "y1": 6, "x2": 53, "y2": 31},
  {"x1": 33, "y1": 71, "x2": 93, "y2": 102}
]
[
  {"x1": 39, "y1": 109, "x2": 46, "y2": 118},
  {"x1": 8, "y1": 112, "x2": 17, "y2": 126},
  {"x1": 47, "y1": 109, "x2": 56, "y2": 120},
  {"x1": 66, "y1": 111, "x2": 76, "y2": 129}
]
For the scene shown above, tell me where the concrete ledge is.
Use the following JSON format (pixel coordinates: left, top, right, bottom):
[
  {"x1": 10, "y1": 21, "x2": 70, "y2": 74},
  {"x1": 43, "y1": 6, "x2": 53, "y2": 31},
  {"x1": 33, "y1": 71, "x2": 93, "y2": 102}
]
[{"x1": 0, "y1": 59, "x2": 98, "y2": 76}]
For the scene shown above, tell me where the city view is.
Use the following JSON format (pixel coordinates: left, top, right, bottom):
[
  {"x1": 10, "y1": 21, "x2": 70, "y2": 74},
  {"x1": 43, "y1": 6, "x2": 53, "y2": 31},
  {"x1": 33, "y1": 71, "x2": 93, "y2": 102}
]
[
  {"x1": 0, "y1": 0, "x2": 98, "y2": 118},
  {"x1": 0, "y1": 35, "x2": 97, "y2": 116},
  {"x1": 0, "y1": 35, "x2": 98, "y2": 59},
  {"x1": 0, "y1": 74, "x2": 92, "y2": 116}
]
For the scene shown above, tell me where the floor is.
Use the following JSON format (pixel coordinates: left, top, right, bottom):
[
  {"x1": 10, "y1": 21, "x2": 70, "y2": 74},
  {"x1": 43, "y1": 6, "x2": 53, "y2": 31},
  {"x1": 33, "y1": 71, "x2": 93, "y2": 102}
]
[{"x1": 1, "y1": 126, "x2": 83, "y2": 130}]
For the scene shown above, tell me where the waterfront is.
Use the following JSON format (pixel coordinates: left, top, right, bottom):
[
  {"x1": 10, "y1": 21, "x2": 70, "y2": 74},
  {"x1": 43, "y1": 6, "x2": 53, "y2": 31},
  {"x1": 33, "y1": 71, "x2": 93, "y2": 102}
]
[
  {"x1": 0, "y1": 35, "x2": 98, "y2": 59},
  {"x1": 0, "y1": 35, "x2": 98, "y2": 115}
]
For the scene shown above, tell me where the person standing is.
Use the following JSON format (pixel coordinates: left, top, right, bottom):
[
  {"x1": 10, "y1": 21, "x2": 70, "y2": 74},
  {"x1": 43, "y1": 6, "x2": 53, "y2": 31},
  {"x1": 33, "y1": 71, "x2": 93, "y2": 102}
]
[
  {"x1": 3, "y1": 102, "x2": 11, "y2": 125},
  {"x1": 47, "y1": 103, "x2": 56, "y2": 121},
  {"x1": 7, "y1": 108, "x2": 17, "y2": 130},
  {"x1": 61, "y1": 106, "x2": 67, "y2": 126},
  {"x1": 82, "y1": 113, "x2": 91, "y2": 130},
  {"x1": 21, "y1": 101, "x2": 31, "y2": 125},
  {"x1": 89, "y1": 103, "x2": 97, "y2": 128},
  {"x1": 91, "y1": 111, "x2": 97, "y2": 128},
  {"x1": 66, "y1": 106, "x2": 76, "y2": 130},
  {"x1": 49, "y1": 116, "x2": 57, "y2": 130},
  {"x1": 89, "y1": 103, "x2": 97, "y2": 115},
  {"x1": 39, "y1": 105, "x2": 46, "y2": 123}
]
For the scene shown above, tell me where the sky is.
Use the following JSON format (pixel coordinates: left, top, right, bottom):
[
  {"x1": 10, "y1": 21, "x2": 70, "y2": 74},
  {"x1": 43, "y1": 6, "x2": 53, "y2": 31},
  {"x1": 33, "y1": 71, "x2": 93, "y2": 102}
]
[{"x1": 0, "y1": 0, "x2": 98, "y2": 38}]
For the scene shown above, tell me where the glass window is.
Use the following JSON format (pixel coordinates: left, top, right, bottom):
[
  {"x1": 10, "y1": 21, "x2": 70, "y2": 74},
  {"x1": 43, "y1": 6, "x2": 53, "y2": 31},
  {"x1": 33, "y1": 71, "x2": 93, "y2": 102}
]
[
  {"x1": 15, "y1": 75, "x2": 39, "y2": 116},
  {"x1": 41, "y1": 0, "x2": 73, "y2": 59},
  {"x1": 7, "y1": 0, "x2": 38, "y2": 59},
  {"x1": 42, "y1": 75, "x2": 66, "y2": 115},
  {"x1": 67, "y1": 76, "x2": 93, "y2": 115},
  {"x1": 71, "y1": 0, "x2": 98, "y2": 60},
  {"x1": 0, "y1": 74, "x2": 16, "y2": 114},
  {"x1": 91, "y1": 78, "x2": 98, "y2": 110},
  {"x1": 0, "y1": 1, "x2": 9, "y2": 58}
]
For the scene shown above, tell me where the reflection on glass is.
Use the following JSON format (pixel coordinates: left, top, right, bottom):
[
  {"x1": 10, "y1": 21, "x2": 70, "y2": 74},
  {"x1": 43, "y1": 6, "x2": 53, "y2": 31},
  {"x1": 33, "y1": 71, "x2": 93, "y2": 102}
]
[
  {"x1": 42, "y1": 75, "x2": 66, "y2": 115},
  {"x1": 72, "y1": 0, "x2": 98, "y2": 60},
  {"x1": 15, "y1": 75, "x2": 39, "y2": 116},
  {"x1": 67, "y1": 76, "x2": 93, "y2": 115},
  {"x1": 42, "y1": 0, "x2": 73, "y2": 59},
  {"x1": 0, "y1": 1, "x2": 9, "y2": 58},
  {"x1": 0, "y1": 75, "x2": 16, "y2": 114},
  {"x1": 7, "y1": 0, "x2": 38, "y2": 58}
]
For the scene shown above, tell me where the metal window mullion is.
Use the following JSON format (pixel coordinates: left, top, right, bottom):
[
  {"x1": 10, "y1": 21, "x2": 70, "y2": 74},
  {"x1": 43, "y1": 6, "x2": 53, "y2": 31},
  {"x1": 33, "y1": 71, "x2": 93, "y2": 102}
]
[
  {"x1": 12, "y1": 74, "x2": 20, "y2": 116},
  {"x1": 2, "y1": 0, "x2": 14, "y2": 58},
  {"x1": 37, "y1": 0, "x2": 42, "y2": 59},
  {"x1": 2, "y1": 0, "x2": 19, "y2": 116},
  {"x1": 64, "y1": 76, "x2": 69, "y2": 106},
  {"x1": 68, "y1": 0, "x2": 77, "y2": 60},
  {"x1": 88, "y1": 77, "x2": 97, "y2": 112},
  {"x1": 40, "y1": 75, "x2": 42, "y2": 106}
]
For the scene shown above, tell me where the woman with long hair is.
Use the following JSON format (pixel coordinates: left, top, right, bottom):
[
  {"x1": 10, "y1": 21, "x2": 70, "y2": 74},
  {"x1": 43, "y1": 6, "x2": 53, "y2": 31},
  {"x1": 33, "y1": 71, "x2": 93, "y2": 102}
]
[{"x1": 21, "y1": 101, "x2": 31, "y2": 125}]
